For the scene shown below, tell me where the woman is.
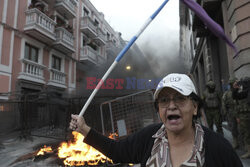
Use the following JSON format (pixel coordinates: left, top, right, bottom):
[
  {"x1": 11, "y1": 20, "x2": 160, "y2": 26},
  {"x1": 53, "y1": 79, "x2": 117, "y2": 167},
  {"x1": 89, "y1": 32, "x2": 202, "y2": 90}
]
[{"x1": 70, "y1": 73, "x2": 243, "y2": 167}]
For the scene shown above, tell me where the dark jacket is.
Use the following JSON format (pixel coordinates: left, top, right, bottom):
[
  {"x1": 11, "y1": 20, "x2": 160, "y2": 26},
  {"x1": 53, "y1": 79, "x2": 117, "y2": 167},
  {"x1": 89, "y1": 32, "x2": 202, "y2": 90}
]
[{"x1": 84, "y1": 123, "x2": 243, "y2": 167}]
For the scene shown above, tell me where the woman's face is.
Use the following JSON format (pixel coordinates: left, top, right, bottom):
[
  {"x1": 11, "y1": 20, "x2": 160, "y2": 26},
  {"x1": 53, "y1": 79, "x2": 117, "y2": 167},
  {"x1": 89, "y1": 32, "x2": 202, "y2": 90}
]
[{"x1": 157, "y1": 88, "x2": 197, "y2": 134}]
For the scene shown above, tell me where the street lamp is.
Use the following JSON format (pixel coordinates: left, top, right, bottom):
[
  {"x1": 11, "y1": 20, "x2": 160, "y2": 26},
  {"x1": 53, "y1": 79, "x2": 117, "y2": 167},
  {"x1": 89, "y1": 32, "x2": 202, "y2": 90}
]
[{"x1": 126, "y1": 65, "x2": 131, "y2": 71}]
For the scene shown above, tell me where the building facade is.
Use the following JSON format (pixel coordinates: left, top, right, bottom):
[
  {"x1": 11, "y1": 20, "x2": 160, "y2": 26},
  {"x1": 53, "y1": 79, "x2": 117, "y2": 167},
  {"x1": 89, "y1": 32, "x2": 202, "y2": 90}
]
[
  {"x1": 0, "y1": 0, "x2": 122, "y2": 100},
  {"x1": 180, "y1": 0, "x2": 250, "y2": 94},
  {"x1": 179, "y1": 1, "x2": 195, "y2": 71}
]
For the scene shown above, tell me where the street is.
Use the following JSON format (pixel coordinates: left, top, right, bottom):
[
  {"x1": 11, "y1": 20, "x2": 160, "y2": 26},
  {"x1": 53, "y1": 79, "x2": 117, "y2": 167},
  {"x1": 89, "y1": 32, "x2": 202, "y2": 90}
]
[{"x1": 222, "y1": 122, "x2": 250, "y2": 167}]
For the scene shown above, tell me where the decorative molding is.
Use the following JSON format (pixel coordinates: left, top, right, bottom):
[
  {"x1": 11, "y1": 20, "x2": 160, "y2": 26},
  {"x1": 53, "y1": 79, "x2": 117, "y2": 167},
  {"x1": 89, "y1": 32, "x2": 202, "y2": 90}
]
[
  {"x1": 18, "y1": 74, "x2": 46, "y2": 84},
  {"x1": 0, "y1": 64, "x2": 11, "y2": 74},
  {"x1": 14, "y1": 0, "x2": 19, "y2": 28},
  {"x1": 0, "y1": 25, "x2": 3, "y2": 64},
  {"x1": 9, "y1": 31, "x2": 15, "y2": 92},
  {"x1": 2, "y1": 0, "x2": 8, "y2": 23},
  {"x1": 0, "y1": 96, "x2": 9, "y2": 100}
]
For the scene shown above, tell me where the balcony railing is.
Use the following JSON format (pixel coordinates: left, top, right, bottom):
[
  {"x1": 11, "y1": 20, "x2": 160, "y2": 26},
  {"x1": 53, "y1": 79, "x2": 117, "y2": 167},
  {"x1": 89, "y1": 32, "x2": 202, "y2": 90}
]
[
  {"x1": 55, "y1": 0, "x2": 76, "y2": 19},
  {"x1": 50, "y1": 69, "x2": 66, "y2": 83},
  {"x1": 24, "y1": 8, "x2": 56, "y2": 43},
  {"x1": 80, "y1": 46, "x2": 98, "y2": 65},
  {"x1": 54, "y1": 27, "x2": 75, "y2": 53},
  {"x1": 97, "y1": 54, "x2": 106, "y2": 65},
  {"x1": 47, "y1": 69, "x2": 66, "y2": 88},
  {"x1": 80, "y1": 16, "x2": 97, "y2": 38},
  {"x1": 106, "y1": 40, "x2": 116, "y2": 48},
  {"x1": 18, "y1": 59, "x2": 45, "y2": 84},
  {"x1": 94, "y1": 28, "x2": 106, "y2": 45}
]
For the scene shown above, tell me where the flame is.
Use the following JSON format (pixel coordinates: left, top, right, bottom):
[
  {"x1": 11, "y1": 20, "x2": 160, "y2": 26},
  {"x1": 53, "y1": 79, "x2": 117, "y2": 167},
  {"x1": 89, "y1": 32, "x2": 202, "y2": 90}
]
[
  {"x1": 108, "y1": 132, "x2": 118, "y2": 139},
  {"x1": 37, "y1": 145, "x2": 53, "y2": 155},
  {"x1": 58, "y1": 131, "x2": 113, "y2": 166}
]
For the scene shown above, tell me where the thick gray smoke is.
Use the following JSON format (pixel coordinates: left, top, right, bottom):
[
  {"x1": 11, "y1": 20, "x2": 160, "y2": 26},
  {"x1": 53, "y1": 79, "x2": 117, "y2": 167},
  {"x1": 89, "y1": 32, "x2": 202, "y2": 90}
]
[
  {"x1": 76, "y1": 27, "x2": 185, "y2": 97},
  {"x1": 137, "y1": 29, "x2": 186, "y2": 79}
]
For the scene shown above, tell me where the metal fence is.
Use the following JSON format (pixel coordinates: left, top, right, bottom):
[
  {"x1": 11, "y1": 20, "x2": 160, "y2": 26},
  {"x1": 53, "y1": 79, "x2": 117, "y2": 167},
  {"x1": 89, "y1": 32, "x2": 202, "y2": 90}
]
[
  {"x1": 0, "y1": 95, "x2": 71, "y2": 140},
  {"x1": 100, "y1": 90, "x2": 160, "y2": 138},
  {"x1": 0, "y1": 90, "x2": 207, "y2": 141},
  {"x1": 0, "y1": 92, "x2": 124, "y2": 140}
]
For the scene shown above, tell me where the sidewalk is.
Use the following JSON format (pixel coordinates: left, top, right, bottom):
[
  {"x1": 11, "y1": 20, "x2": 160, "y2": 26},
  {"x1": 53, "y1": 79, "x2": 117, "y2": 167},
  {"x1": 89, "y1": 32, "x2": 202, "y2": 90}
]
[
  {"x1": 1, "y1": 126, "x2": 250, "y2": 167},
  {"x1": 0, "y1": 131, "x2": 61, "y2": 167}
]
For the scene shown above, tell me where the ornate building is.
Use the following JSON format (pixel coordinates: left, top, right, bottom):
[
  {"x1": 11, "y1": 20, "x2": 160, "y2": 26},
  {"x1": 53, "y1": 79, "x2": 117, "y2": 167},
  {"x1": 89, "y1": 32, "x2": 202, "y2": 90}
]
[
  {"x1": 0, "y1": 0, "x2": 123, "y2": 99},
  {"x1": 180, "y1": 0, "x2": 250, "y2": 94}
]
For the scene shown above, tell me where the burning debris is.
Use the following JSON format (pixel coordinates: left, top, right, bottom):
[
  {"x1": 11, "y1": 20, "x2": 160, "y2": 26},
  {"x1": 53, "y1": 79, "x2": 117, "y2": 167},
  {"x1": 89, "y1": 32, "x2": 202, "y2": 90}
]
[
  {"x1": 57, "y1": 131, "x2": 113, "y2": 166},
  {"x1": 108, "y1": 133, "x2": 118, "y2": 139},
  {"x1": 11, "y1": 131, "x2": 115, "y2": 166},
  {"x1": 37, "y1": 145, "x2": 53, "y2": 156}
]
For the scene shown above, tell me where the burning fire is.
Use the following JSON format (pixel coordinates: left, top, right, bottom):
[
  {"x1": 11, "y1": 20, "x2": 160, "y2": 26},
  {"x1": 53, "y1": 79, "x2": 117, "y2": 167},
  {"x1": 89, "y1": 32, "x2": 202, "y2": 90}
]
[
  {"x1": 58, "y1": 131, "x2": 113, "y2": 166},
  {"x1": 36, "y1": 131, "x2": 117, "y2": 166},
  {"x1": 37, "y1": 145, "x2": 53, "y2": 155},
  {"x1": 109, "y1": 132, "x2": 118, "y2": 139}
]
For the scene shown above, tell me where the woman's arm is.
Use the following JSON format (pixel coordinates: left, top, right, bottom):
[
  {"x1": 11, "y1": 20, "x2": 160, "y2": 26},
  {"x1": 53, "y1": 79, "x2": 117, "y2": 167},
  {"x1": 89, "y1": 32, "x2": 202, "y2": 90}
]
[{"x1": 70, "y1": 114, "x2": 161, "y2": 164}]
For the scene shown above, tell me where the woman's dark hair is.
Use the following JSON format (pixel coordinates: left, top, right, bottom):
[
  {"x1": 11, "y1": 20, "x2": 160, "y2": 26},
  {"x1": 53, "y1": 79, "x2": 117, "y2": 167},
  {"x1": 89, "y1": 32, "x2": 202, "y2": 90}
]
[{"x1": 189, "y1": 92, "x2": 203, "y2": 120}]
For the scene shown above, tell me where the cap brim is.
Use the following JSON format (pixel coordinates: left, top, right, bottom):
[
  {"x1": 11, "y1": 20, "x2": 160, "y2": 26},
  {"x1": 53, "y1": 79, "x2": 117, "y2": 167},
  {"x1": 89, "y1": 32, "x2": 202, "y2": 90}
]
[{"x1": 154, "y1": 84, "x2": 192, "y2": 100}]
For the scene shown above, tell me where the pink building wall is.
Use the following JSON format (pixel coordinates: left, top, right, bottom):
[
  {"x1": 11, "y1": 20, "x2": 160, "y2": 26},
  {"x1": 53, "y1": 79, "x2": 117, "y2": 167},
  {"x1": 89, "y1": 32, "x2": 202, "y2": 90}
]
[
  {"x1": 17, "y1": 0, "x2": 27, "y2": 30},
  {"x1": 71, "y1": 62, "x2": 75, "y2": 83},
  {"x1": 65, "y1": 59, "x2": 69, "y2": 87},
  {"x1": 43, "y1": 49, "x2": 50, "y2": 82},
  {"x1": 1, "y1": 29, "x2": 11, "y2": 66},
  {"x1": 77, "y1": 1, "x2": 83, "y2": 61},
  {"x1": 0, "y1": 0, "x2": 3, "y2": 21},
  {"x1": 6, "y1": 0, "x2": 15, "y2": 27},
  {"x1": 0, "y1": 75, "x2": 9, "y2": 92},
  {"x1": 11, "y1": 35, "x2": 22, "y2": 92}
]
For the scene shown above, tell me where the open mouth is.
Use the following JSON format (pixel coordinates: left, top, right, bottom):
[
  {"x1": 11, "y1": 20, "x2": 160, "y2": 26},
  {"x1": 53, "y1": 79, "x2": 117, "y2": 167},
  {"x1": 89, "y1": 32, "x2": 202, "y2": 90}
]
[{"x1": 167, "y1": 114, "x2": 181, "y2": 120}]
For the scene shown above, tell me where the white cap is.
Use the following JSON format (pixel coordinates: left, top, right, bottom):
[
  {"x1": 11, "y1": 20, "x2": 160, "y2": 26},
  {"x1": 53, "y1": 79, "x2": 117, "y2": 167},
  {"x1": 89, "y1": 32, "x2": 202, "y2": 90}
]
[{"x1": 154, "y1": 73, "x2": 197, "y2": 100}]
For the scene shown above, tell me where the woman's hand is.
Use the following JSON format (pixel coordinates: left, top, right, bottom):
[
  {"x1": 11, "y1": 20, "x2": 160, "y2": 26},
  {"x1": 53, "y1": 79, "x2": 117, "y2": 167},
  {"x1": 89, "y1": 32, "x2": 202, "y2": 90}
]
[{"x1": 69, "y1": 114, "x2": 91, "y2": 137}]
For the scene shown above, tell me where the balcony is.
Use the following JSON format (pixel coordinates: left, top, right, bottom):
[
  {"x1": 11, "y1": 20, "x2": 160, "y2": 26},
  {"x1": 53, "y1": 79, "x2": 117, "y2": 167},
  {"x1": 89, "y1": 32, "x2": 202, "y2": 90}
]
[
  {"x1": 80, "y1": 16, "x2": 97, "y2": 38},
  {"x1": 106, "y1": 40, "x2": 117, "y2": 50},
  {"x1": 55, "y1": 0, "x2": 76, "y2": 19},
  {"x1": 94, "y1": 28, "x2": 106, "y2": 45},
  {"x1": 53, "y1": 27, "x2": 75, "y2": 54},
  {"x1": 47, "y1": 69, "x2": 66, "y2": 88},
  {"x1": 106, "y1": 40, "x2": 121, "y2": 56},
  {"x1": 80, "y1": 46, "x2": 98, "y2": 65},
  {"x1": 97, "y1": 54, "x2": 107, "y2": 66},
  {"x1": 24, "y1": 8, "x2": 56, "y2": 44},
  {"x1": 18, "y1": 59, "x2": 46, "y2": 84}
]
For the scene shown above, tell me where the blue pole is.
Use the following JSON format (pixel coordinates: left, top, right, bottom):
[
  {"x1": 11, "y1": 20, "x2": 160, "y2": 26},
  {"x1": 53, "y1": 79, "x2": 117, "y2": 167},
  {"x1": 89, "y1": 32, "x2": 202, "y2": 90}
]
[{"x1": 79, "y1": 0, "x2": 170, "y2": 116}]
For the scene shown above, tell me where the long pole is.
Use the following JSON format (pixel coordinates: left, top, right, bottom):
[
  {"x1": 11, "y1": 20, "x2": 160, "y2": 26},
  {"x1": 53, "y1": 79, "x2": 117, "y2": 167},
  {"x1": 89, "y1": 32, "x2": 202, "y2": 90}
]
[{"x1": 79, "y1": 0, "x2": 170, "y2": 117}]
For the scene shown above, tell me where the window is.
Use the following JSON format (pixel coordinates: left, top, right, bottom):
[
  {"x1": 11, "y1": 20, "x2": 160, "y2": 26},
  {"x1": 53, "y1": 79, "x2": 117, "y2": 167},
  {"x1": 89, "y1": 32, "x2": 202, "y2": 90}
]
[
  {"x1": 52, "y1": 55, "x2": 61, "y2": 71},
  {"x1": 94, "y1": 19, "x2": 99, "y2": 27},
  {"x1": 107, "y1": 33, "x2": 110, "y2": 40},
  {"x1": 56, "y1": 16, "x2": 66, "y2": 27},
  {"x1": 25, "y1": 43, "x2": 38, "y2": 62},
  {"x1": 83, "y1": 7, "x2": 89, "y2": 16}
]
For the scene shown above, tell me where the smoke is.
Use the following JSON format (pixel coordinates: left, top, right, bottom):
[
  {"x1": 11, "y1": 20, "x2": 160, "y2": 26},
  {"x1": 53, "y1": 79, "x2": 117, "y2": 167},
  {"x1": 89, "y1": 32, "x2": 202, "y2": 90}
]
[
  {"x1": 137, "y1": 29, "x2": 186, "y2": 78},
  {"x1": 76, "y1": 27, "x2": 185, "y2": 97},
  {"x1": 76, "y1": 39, "x2": 156, "y2": 97}
]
